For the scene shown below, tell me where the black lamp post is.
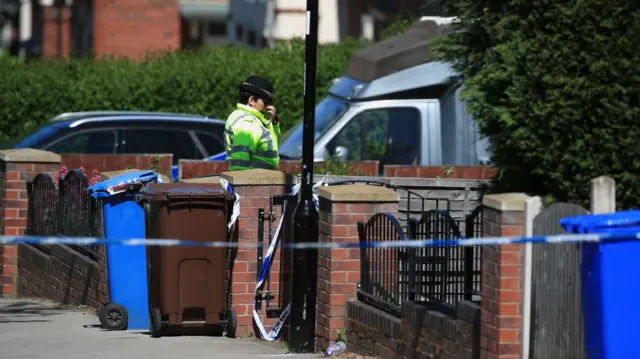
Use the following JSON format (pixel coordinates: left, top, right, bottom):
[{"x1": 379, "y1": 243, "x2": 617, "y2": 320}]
[{"x1": 289, "y1": 0, "x2": 319, "y2": 353}]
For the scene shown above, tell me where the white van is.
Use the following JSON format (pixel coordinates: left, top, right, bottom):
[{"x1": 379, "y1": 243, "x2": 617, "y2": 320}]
[{"x1": 277, "y1": 18, "x2": 491, "y2": 169}]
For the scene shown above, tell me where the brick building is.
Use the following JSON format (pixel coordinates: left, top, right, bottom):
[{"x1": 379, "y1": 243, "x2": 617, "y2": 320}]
[
  {"x1": 7, "y1": 0, "x2": 434, "y2": 59},
  {"x1": 13, "y1": 0, "x2": 228, "y2": 59},
  {"x1": 227, "y1": 0, "x2": 439, "y2": 49}
]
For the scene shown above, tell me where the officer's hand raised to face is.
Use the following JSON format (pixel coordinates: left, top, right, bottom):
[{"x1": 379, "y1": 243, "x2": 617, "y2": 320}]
[{"x1": 266, "y1": 105, "x2": 278, "y2": 124}]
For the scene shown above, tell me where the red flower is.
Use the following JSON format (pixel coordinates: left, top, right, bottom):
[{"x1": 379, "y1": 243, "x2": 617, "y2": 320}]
[
  {"x1": 89, "y1": 169, "x2": 101, "y2": 186},
  {"x1": 55, "y1": 165, "x2": 69, "y2": 189},
  {"x1": 59, "y1": 165, "x2": 69, "y2": 178}
]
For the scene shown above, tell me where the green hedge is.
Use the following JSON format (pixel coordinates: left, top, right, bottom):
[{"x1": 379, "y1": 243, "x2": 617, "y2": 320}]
[
  {"x1": 0, "y1": 38, "x2": 367, "y2": 143},
  {"x1": 435, "y1": 0, "x2": 640, "y2": 209}
]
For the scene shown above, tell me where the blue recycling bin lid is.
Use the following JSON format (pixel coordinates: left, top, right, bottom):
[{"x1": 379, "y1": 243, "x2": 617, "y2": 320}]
[
  {"x1": 560, "y1": 210, "x2": 640, "y2": 233},
  {"x1": 87, "y1": 170, "x2": 160, "y2": 199}
]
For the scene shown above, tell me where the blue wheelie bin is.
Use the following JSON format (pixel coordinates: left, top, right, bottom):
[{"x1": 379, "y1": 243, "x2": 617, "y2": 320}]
[
  {"x1": 88, "y1": 170, "x2": 161, "y2": 331},
  {"x1": 560, "y1": 210, "x2": 640, "y2": 359}
]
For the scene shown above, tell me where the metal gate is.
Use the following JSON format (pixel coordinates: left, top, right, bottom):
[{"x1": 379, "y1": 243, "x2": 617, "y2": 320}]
[
  {"x1": 252, "y1": 194, "x2": 297, "y2": 319},
  {"x1": 26, "y1": 174, "x2": 58, "y2": 254},
  {"x1": 358, "y1": 212, "x2": 407, "y2": 316},
  {"x1": 531, "y1": 202, "x2": 588, "y2": 359},
  {"x1": 407, "y1": 210, "x2": 462, "y2": 316},
  {"x1": 26, "y1": 170, "x2": 102, "y2": 260}
]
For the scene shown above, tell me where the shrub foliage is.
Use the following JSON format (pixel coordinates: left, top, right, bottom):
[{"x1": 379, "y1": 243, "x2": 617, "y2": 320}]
[
  {"x1": 0, "y1": 38, "x2": 366, "y2": 143},
  {"x1": 434, "y1": 0, "x2": 640, "y2": 208}
]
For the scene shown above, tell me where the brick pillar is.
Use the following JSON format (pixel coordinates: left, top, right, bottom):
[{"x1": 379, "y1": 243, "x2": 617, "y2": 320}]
[
  {"x1": 42, "y1": 6, "x2": 71, "y2": 58},
  {"x1": 220, "y1": 169, "x2": 289, "y2": 337},
  {"x1": 0, "y1": 149, "x2": 61, "y2": 298},
  {"x1": 481, "y1": 193, "x2": 530, "y2": 359},
  {"x1": 93, "y1": 0, "x2": 180, "y2": 59},
  {"x1": 316, "y1": 184, "x2": 399, "y2": 351}
]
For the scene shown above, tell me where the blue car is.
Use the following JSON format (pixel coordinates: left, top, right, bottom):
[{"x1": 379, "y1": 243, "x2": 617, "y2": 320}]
[{"x1": 5, "y1": 111, "x2": 227, "y2": 180}]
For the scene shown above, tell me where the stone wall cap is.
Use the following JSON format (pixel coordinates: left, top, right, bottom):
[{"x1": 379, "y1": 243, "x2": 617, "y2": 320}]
[
  {"x1": 221, "y1": 169, "x2": 286, "y2": 185},
  {"x1": 182, "y1": 175, "x2": 221, "y2": 184},
  {"x1": 318, "y1": 184, "x2": 399, "y2": 202},
  {"x1": 0, "y1": 148, "x2": 60, "y2": 163},
  {"x1": 483, "y1": 192, "x2": 531, "y2": 211}
]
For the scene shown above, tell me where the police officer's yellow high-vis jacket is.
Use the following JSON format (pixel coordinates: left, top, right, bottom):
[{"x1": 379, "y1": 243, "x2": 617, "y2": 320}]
[{"x1": 224, "y1": 104, "x2": 281, "y2": 171}]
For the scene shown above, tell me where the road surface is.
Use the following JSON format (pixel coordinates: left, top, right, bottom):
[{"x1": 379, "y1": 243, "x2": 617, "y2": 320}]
[{"x1": 0, "y1": 298, "x2": 316, "y2": 359}]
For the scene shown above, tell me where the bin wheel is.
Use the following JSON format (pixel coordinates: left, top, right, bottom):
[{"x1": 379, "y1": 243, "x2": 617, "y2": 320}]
[
  {"x1": 225, "y1": 307, "x2": 237, "y2": 338},
  {"x1": 150, "y1": 308, "x2": 163, "y2": 338},
  {"x1": 99, "y1": 303, "x2": 128, "y2": 331}
]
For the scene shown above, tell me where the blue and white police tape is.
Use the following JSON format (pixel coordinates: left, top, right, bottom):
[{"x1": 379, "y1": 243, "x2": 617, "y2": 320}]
[
  {"x1": 251, "y1": 175, "x2": 326, "y2": 341},
  {"x1": 253, "y1": 199, "x2": 289, "y2": 341},
  {"x1": 3, "y1": 231, "x2": 640, "y2": 249},
  {"x1": 220, "y1": 178, "x2": 240, "y2": 231},
  {"x1": 218, "y1": 175, "x2": 324, "y2": 341},
  {"x1": 218, "y1": 174, "x2": 326, "y2": 232},
  {"x1": 289, "y1": 174, "x2": 326, "y2": 210}
]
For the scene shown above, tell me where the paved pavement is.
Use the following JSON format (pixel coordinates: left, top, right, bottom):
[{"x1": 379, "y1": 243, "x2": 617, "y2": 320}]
[{"x1": 0, "y1": 298, "x2": 317, "y2": 359}]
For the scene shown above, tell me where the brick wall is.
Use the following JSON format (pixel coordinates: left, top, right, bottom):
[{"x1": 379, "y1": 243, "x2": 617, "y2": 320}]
[
  {"x1": 12, "y1": 153, "x2": 176, "y2": 309},
  {"x1": 0, "y1": 149, "x2": 113, "y2": 309},
  {"x1": 384, "y1": 166, "x2": 497, "y2": 179},
  {"x1": 315, "y1": 184, "x2": 399, "y2": 351},
  {"x1": 178, "y1": 160, "x2": 381, "y2": 180},
  {"x1": 179, "y1": 161, "x2": 495, "y2": 180},
  {"x1": 61, "y1": 154, "x2": 173, "y2": 176},
  {"x1": 0, "y1": 149, "x2": 61, "y2": 298},
  {"x1": 179, "y1": 160, "x2": 229, "y2": 180},
  {"x1": 18, "y1": 244, "x2": 99, "y2": 307},
  {"x1": 0, "y1": 246, "x2": 3, "y2": 296},
  {"x1": 93, "y1": 0, "x2": 180, "y2": 59},
  {"x1": 218, "y1": 169, "x2": 293, "y2": 337},
  {"x1": 0, "y1": 160, "x2": 5, "y2": 296},
  {"x1": 480, "y1": 193, "x2": 529, "y2": 359},
  {"x1": 6, "y1": 164, "x2": 61, "y2": 298},
  {"x1": 11, "y1": 159, "x2": 102, "y2": 306},
  {"x1": 39, "y1": 0, "x2": 180, "y2": 60},
  {"x1": 42, "y1": 7, "x2": 71, "y2": 58},
  {"x1": 96, "y1": 245, "x2": 108, "y2": 307},
  {"x1": 347, "y1": 299, "x2": 482, "y2": 359},
  {"x1": 278, "y1": 161, "x2": 380, "y2": 176}
]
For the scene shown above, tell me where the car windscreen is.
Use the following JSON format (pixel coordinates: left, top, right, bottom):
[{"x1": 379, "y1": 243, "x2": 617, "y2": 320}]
[
  {"x1": 0, "y1": 122, "x2": 68, "y2": 150},
  {"x1": 278, "y1": 95, "x2": 349, "y2": 159}
]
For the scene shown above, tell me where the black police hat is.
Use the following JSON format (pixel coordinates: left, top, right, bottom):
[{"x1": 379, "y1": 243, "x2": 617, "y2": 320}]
[{"x1": 238, "y1": 75, "x2": 275, "y2": 105}]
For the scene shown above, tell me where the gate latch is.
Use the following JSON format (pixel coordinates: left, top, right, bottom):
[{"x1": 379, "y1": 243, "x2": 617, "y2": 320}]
[
  {"x1": 260, "y1": 211, "x2": 275, "y2": 221},
  {"x1": 254, "y1": 291, "x2": 275, "y2": 311}
]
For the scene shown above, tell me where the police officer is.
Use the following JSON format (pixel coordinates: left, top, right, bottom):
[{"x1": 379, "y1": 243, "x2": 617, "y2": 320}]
[{"x1": 225, "y1": 75, "x2": 281, "y2": 171}]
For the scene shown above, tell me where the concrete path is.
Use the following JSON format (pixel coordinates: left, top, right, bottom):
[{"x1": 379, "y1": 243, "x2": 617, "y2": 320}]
[{"x1": 0, "y1": 298, "x2": 317, "y2": 359}]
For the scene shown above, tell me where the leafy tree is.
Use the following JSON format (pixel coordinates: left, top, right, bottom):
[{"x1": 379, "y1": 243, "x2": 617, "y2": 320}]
[
  {"x1": 379, "y1": 2, "x2": 450, "y2": 40},
  {"x1": 433, "y1": 0, "x2": 640, "y2": 209},
  {"x1": 379, "y1": 16, "x2": 417, "y2": 40}
]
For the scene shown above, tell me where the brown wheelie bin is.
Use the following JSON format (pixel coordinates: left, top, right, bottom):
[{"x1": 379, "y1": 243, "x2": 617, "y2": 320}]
[{"x1": 135, "y1": 183, "x2": 235, "y2": 338}]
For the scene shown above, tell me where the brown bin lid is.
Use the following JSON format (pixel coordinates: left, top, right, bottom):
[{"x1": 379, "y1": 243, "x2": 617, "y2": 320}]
[{"x1": 136, "y1": 183, "x2": 230, "y2": 202}]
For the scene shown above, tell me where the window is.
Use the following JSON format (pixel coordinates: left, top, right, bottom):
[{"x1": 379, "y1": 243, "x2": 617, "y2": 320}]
[
  {"x1": 247, "y1": 30, "x2": 257, "y2": 46},
  {"x1": 122, "y1": 129, "x2": 202, "y2": 165},
  {"x1": 190, "y1": 20, "x2": 200, "y2": 39},
  {"x1": 235, "y1": 24, "x2": 244, "y2": 41},
  {"x1": 259, "y1": 36, "x2": 268, "y2": 48},
  {"x1": 196, "y1": 132, "x2": 225, "y2": 157},
  {"x1": 46, "y1": 130, "x2": 118, "y2": 154},
  {"x1": 326, "y1": 107, "x2": 421, "y2": 165},
  {"x1": 208, "y1": 21, "x2": 227, "y2": 36}
]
